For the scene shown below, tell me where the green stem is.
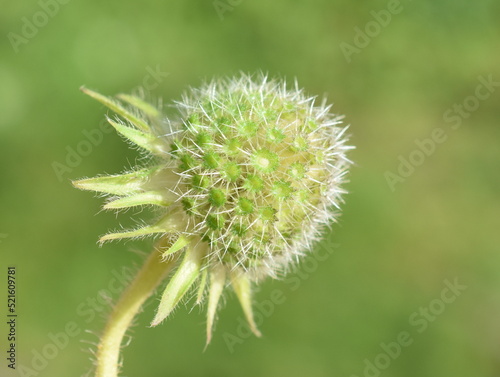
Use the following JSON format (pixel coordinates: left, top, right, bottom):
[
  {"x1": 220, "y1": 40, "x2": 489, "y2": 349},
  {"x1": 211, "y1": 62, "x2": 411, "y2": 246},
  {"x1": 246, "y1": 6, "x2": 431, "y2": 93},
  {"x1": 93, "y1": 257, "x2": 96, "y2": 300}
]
[{"x1": 94, "y1": 248, "x2": 177, "y2": 377}]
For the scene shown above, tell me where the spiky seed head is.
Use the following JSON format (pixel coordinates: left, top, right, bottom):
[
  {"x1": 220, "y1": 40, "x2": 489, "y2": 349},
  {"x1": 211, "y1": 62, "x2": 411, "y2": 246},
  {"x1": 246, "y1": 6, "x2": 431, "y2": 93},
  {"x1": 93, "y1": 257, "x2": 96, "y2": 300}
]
[{"x1": 74, "y1": 74, "x2": 353, "y2": 343}]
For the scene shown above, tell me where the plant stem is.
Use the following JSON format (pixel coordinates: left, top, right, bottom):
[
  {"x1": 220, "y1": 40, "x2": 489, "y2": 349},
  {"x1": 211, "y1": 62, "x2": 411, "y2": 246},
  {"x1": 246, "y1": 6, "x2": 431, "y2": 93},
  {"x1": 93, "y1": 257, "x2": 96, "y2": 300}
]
[{"x1": 94, "y1": 248, "x2": 177, "y2": 377}]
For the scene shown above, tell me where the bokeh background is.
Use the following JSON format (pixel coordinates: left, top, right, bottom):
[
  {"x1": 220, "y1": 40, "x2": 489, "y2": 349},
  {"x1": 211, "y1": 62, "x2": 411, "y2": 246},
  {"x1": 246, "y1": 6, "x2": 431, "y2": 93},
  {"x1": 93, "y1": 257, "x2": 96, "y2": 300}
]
[{"x1": 1, "y1": 1, "x2": 499, "y2": 376}]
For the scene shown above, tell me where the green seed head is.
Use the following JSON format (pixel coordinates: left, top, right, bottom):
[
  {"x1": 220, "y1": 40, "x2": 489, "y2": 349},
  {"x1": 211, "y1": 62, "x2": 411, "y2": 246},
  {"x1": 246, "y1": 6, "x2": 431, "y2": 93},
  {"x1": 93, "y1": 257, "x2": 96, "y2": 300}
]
[
  {"x1": 168, "y1": 76, "x2": 351, "y2": 276},
  {"x1": 74, "y1": 74, "x2": 353, "y2": 341}
]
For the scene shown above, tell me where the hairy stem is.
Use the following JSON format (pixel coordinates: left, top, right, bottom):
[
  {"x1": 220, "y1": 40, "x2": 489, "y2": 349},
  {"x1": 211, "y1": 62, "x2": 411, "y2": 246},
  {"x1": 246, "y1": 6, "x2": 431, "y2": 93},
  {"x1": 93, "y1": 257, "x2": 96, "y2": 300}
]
[{"x1": 94, "y1": 247, "x2": 177, "y2": 377}]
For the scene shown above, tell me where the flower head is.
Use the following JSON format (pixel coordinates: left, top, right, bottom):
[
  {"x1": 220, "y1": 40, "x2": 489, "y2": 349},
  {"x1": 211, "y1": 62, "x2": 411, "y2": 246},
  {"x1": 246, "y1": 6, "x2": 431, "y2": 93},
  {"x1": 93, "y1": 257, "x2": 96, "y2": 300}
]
[{"x1": 74, "y1": 74, "x2": 352, "y2": 342}]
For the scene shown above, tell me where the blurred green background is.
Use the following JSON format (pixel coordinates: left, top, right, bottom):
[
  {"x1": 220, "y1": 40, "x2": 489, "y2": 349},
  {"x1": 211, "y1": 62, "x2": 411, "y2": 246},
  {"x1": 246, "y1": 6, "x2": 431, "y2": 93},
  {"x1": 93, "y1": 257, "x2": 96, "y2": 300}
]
[{"x1": 1, "y1": 0, "x2": 499, "y2": 376}]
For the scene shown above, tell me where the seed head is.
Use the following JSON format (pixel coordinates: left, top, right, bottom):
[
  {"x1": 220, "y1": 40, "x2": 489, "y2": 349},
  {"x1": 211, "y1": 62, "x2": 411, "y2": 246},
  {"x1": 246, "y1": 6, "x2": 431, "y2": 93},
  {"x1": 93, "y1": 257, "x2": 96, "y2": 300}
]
[{"x1": 74, "y1": 74, "x2": 353, "y2": 342}]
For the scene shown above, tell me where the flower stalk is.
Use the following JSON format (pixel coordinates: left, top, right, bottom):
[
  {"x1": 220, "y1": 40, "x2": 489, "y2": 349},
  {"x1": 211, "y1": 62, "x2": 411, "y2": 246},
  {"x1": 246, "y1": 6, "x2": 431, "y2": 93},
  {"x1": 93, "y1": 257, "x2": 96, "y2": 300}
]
[{"x1": 94, "y1": 247, "x2": 178, "y2": 377}]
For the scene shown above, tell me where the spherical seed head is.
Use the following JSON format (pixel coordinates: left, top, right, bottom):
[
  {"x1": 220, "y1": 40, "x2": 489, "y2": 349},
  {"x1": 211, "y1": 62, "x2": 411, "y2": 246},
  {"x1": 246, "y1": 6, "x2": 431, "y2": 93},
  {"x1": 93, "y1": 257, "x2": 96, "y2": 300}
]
[{"x1": 169, "y1": 74, "x2": 352, "y2": 279}]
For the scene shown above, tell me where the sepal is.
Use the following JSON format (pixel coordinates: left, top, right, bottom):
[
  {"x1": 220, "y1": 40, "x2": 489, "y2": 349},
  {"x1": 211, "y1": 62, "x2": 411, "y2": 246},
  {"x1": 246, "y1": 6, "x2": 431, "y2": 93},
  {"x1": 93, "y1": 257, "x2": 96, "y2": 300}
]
[
  {"x1": 80, "y1": 87, "x2": 151, "y2": 132},
  {"x1": 230, "y1": 270, "x2": 262, "y2": 337},
  {"x1": 151, "y1": 241, "x2": 206, "y2": 326}
]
